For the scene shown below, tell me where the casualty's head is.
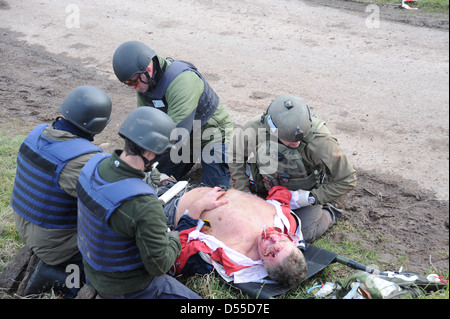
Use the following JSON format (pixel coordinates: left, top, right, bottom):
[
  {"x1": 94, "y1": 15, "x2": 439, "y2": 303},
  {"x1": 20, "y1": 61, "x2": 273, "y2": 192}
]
[
  {"x1": 112, "y1": 41, "x2": 159, "y2": 93},
  {"x1": 118, "y1": 106, "x2": 176, "y2": 171},
  {"x1": 59, "y1": 85, "x2": 112, "y2": 135},
  {"x1": 262, "y1": 94, "x2": 312, "y2": 149},
  {"x1": 258, "y1": 226, "x2": 307, "y2": 288}
]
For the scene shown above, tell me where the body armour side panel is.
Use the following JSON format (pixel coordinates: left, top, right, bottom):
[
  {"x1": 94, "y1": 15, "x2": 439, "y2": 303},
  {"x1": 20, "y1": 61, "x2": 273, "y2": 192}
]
[{"x1": 77, "y1": 153, "x2": 157, "y2": 272}]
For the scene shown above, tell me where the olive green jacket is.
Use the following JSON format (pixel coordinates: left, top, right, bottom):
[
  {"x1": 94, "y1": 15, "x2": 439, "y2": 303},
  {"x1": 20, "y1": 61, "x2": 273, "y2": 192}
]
[
  {"x1": 83, "y1": 150, "x2": 181, "y2": 295},
  {"x1": 228, "y1": 114, "x2": 357, "y2": 205},
  {"x1": 137, "y1": 56, "x2": 234, "y2": 147}
]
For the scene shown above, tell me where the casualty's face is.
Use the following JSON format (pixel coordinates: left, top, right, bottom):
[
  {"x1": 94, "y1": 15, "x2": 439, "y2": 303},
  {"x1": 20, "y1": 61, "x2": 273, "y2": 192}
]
[{"x1": 258, "y1": 226, "x2": 295, "y2": 267}]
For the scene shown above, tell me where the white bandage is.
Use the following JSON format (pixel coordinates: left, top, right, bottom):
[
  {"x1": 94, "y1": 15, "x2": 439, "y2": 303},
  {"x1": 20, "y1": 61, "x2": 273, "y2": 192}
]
[{"x1": 291, "y1": 189, "x2": 311, "y2": 208}]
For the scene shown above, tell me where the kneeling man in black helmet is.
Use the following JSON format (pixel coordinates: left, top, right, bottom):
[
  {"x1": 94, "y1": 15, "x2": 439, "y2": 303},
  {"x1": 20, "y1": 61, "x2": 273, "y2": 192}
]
[
  {"x1": 11, "y1": 86, "x2": 112, "y2": 298},
  {"x1": 77, "y1": 107, "x2": 213, "y2": 299}
]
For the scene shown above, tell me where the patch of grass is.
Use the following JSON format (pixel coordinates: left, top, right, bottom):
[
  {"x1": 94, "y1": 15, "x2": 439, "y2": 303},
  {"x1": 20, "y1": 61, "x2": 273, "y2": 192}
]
[
  {"x1": 0, "y1": 133, "x2": 23, "y2": 208},
  {"x1": 418, "y1": 0, "x2": 449, "y2": 11},
  {"x1": 0, "y1": 131, "x2": 25, "y2": 270},
  {"x1": 182, "y1": 273, "x2": 245, "y2": 299}
]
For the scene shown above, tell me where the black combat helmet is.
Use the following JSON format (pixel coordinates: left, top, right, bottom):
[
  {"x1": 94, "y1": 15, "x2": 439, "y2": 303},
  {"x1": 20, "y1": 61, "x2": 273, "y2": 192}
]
[
  {"x1": 118, "y1": 106, "x2": 176, "y2": 155},
  {"x1": 112, "y1": 41, "x2": 156, "y2": 83},
  {"x1": 59, "y1": 85, "x2": 112, "y2": 135}
]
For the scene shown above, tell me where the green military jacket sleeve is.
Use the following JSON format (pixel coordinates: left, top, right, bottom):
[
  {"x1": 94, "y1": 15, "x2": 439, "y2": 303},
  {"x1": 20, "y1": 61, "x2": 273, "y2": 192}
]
[
  {"x1": 137, "y1": 56, "x2": 200, "y2": 125},
  {"x1": 137, "y1": 58, "x2": 203, "y2": 126},
  {"x1": 109, "y1": 195, "x2": 181, "y2": 277},
  {"x1": 301, "y1": 121, "x2": 357, "y2": 205},
  {"x1": 229, "y1": 114, "x2": 267, "y2": 192}
]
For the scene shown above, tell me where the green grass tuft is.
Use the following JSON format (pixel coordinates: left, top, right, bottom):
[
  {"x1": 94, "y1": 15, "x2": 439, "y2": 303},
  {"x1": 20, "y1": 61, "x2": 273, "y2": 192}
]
[
  {"x1": 351, "y1": 0, "x2": 449, "y2": 13},
  {"x1": 0, "y1": 131, "x2": 25, "y2": 270}
]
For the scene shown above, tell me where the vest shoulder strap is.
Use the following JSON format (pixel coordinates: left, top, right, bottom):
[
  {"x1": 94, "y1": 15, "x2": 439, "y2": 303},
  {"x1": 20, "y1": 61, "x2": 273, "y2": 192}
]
[
  {"x1": 48, "y1": 138, "x2": 102, "y2": 162},
  {"x1": 148, "y1": 60, "x2": 200, "y2": 100},
  {"x1": 27, "y1": 124, "x2": 102, "y2": 163}
]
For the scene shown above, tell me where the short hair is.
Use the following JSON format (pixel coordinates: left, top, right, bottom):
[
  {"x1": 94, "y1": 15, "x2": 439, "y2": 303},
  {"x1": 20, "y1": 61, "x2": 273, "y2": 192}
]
[
  {"x1": 123, "y1": 137, "x2": 144, "y2": 156},
  {"x1": 265, "y1": 248, "x2": 307, "y2": 288}
]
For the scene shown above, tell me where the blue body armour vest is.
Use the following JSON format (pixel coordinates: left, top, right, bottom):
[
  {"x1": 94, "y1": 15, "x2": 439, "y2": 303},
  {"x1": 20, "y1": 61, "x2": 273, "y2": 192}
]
[
  {"x1": 77, "y1": 153, "x2": 157, "y2": 272},
  {"x1": 10, "y1": 124, "x2": 102, "y2": 229},
  {"x1": 140, "y1": 60, "x2": 219, "y2": 131}
]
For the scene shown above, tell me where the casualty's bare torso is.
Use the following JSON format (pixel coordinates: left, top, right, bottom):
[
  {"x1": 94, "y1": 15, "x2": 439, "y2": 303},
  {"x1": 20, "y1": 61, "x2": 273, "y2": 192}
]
[{"x1": 176, "y1": 188, "x2": 276, "y2": 260}]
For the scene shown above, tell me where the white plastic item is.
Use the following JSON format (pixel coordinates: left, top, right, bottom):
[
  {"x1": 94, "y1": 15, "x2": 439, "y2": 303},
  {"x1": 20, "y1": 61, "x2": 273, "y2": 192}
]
[{"x1": 158, "y1": 181, "x2": 188, "y2": 204}]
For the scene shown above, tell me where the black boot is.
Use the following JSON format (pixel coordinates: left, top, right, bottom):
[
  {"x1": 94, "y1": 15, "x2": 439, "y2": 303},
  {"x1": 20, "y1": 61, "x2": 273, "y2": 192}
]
[{"x1": 24, "y1": 260, "x2": 80, "y2": 298}]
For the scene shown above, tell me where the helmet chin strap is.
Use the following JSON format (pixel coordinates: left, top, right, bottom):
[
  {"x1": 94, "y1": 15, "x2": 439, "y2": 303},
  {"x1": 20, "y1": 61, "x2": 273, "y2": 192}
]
[
  {"x1": 140, "y1": 70, "x2": 151, "y2": 84},
  {"x1": 139, "y1": 152, "x2": 159, "y2": 172},
  {"x1": 143, "y1": 57, "x2": 162, "y2": 91},
  {"x1": 141, "y1": 69, "x2": 158, "y2": 92}
]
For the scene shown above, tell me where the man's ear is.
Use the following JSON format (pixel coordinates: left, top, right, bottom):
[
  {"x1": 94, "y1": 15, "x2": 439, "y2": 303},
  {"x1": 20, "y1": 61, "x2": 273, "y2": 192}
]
[
  {"x1": 144, "y1": 150, "x2": 156, "y2": 161},
  {"x1": 147, "y1": 60, "x2": 154, "y2": 76}
]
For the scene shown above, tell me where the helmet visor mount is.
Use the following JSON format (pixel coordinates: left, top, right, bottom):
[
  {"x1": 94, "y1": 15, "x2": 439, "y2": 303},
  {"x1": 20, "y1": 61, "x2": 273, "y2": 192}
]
[{"x1": 293, "y1": 127, "x2": 304, "y2": 142}]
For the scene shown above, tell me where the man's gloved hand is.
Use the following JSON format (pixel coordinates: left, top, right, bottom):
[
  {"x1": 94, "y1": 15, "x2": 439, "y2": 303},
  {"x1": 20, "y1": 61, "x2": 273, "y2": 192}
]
[
  {"x1": 145, "y1": 166, "x2": 161, "y2": 190},
  {"x1": 290, "y1": 189, "x2": 312, "y2": 209}
]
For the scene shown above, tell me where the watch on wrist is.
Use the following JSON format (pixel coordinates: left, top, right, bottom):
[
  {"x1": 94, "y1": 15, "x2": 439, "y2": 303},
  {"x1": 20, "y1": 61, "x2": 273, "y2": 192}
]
[{"x1": 308, "y1": 193, "x2": 316, "y2": 205}]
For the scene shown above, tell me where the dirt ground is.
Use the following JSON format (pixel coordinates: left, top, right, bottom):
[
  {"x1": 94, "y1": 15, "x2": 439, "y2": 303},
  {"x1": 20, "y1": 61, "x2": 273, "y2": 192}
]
[{"x1": 0, "y1": 0, "x2": 448, "y2": 276}]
